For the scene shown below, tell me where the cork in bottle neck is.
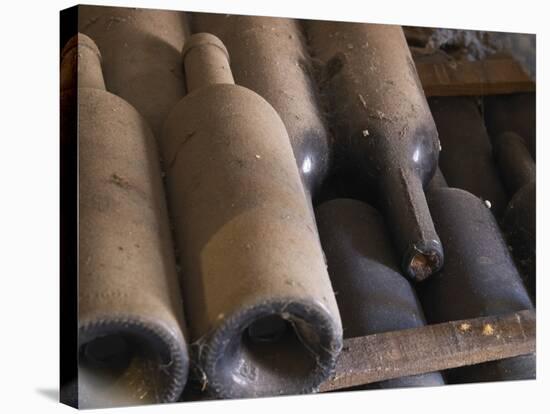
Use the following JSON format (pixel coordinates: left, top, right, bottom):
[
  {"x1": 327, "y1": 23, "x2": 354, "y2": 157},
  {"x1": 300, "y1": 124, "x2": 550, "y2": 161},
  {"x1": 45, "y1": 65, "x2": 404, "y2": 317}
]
[
  {"x1": 61, "y1": 33, "x2": 106, "y2": 91},
  {"x1": 181, "y1": 33, "x2": 234, "y2": 93}
]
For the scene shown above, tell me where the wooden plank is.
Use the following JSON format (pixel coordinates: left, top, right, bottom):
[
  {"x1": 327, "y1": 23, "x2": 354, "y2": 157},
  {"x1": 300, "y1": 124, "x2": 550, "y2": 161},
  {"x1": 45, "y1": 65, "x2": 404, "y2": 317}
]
[
  {"x1": 320, "y1": 310, "x2": 535, "y2": 392},
  {"x1": 416, "y1": 59, "x2": 535, "y2": 97}
]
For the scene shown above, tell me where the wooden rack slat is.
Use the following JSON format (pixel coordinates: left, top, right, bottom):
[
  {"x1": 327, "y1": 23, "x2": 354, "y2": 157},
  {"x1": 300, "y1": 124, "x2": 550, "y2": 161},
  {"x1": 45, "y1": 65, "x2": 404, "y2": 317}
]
[
  {"x1": 416, "y1": 59, "x2": 535, "y2": 97},
  {"x1": 320, "y1": 309, "x2": 535, "y2": 392}
]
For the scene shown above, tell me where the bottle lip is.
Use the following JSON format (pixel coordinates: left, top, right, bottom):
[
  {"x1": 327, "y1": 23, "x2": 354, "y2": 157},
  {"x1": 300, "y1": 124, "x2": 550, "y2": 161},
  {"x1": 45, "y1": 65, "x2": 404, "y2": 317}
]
[
  {"x1": 195, "y1": 298, "x2": 342, "y2": 398},
  {"x1": 61, "y1": 33, "x2": 102, "y2": 62},
  {"x1": 181, "y1": 32, "x2": 230, "y2": 64},
  {"x1": 403, "y1": 239, "x2": 444, "y2": 282},
  {"x1": 79, "y1": 314, "x2": 189, "y2": 404}
]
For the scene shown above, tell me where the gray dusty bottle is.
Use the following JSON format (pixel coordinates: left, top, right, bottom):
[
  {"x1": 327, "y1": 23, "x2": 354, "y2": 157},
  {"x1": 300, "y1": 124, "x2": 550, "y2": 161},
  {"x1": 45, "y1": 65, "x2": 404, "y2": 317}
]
[
  {"x1": 78, "y1": 5, "x2": 189, "y2": 137},
  {"x1": 63, "y1": 34, "x2": 189, "y2": 408},
  {"x1": 484, "y1": 93, "x2": 536, "y2": 160},
  {"x1": 420, "y1": 181, "x2": 535, "y2": 383},
  {"x1": 316, "y1": 199, "x2": 445, "y2": 389},
  {"x1": 428, "y1": 96, "x2": 508, "y2": 218},
  {"x1": 305, "y1": 22, "x2": 443, "y2": 282},
  {"x1": 494, "y1": 131, "x2": 536, "y2": 298},
  {"x1": 161, "y1": 33, "x2": 342, "y2": 399},
  {"x1": 190, "y1": 14, "x2": 331, "y2": 199}
]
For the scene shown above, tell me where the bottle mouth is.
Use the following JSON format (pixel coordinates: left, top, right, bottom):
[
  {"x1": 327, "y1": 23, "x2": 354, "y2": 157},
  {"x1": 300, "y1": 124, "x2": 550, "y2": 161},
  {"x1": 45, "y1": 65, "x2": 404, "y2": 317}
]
[
  {"x1": 82, "y1": 334, "x2": 133, "y2": 368},
  {"x1": 181, "y1": 32, "x2": 231, "y2": 64},
  {"x1": 404, "y1": 240, "x2": 444, "y2": 282},
  {"x1": 61, "y1": 33, "x2": 102, "y2": 62},
  {"x1": 246, "y1": 314, "x2": 290, "y2": 343},
  {"x1": 196, "y1": 300, "x2": 342, "y2": 399},
  {"x1": 78, "y1": 317, "x2": 188, "y2": 408}
]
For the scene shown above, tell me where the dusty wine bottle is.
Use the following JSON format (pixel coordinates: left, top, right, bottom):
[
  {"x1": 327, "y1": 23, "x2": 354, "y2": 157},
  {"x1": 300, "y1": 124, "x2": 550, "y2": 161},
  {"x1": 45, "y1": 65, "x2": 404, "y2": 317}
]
[
  {"x1": 420, "y1": 185, "x2": 535, "y2": 382},
  {"x1": 494, "y1": 131, "x2": 536, "y2": 298},
  {"x1": 190, "y1": 14, "x2": 331, "y2": 199},
  {"x1": 63, "y1": 34, "x2": 189, "y2": 408},
  {"x1": 316, "y1": 199, "x2": 445, "y2": 389},
  {"x1": 78, "y1": 5, "x2": 189, "y2": 136},
  {"x1": 428, "y1": 96, "x2": 508, "y2": 218},
  {"x1": 305, "y1": 22, "x2": 443, "y2": 282},
  {"x1": 161, "y1": 33, "x2": 343, "y2": 399}
]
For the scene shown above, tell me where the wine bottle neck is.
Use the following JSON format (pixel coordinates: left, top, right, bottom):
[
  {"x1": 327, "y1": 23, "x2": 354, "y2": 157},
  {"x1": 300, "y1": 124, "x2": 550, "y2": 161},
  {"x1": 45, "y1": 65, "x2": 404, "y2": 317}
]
[
  {"x1": 182, "y1": 33, "x2": 234, "y2": 93},
  {"x1": 61, "y1": 33, "x2": 106, "y2": 91},
  {"x1": 382, "y1": 168, "x2": 443, "y2": 281}
]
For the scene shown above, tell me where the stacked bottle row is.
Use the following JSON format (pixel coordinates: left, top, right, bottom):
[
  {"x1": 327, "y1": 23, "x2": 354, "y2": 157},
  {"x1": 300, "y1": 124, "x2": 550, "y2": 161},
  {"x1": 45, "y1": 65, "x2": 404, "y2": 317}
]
[
  {"x1": 302, "y1": 20, "x2": 535, "y2": 386},
  {"x1": 63, "y1": 6, "x2": 536, "y2": 408},
  {"x1": 409, "y1": 44, "x2": 536, "y2": 300},
  {"x1": 431, "y1": 95, "x2": 536, "y2": 299},
  {"x1": 66, "y1": 7, "x2": 343, "y2": 407}
]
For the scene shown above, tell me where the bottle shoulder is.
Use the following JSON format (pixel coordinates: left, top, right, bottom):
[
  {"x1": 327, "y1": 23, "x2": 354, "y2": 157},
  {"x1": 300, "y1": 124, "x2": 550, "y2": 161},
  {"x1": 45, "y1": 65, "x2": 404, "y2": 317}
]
[
  {"x1": 164, "y1": 83, "x2": 286, "y2": 132},
  {"x1": 77, "y1": 87, "x2": 154, "y2": 137}
]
